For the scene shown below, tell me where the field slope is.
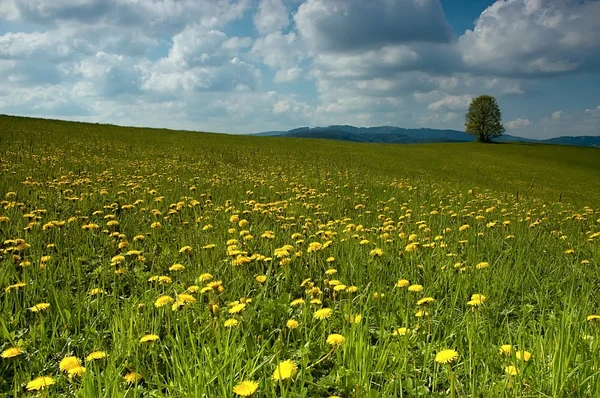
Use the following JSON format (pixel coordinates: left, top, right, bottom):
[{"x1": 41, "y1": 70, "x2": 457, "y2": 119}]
[{"x1": 0, "y1": 114, "x2": 599, "y2": 397}]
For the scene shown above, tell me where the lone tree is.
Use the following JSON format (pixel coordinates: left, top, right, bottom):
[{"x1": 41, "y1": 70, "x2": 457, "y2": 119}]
[{"x1": 465, "y1": 95, "x2": 505, "y2": 143}]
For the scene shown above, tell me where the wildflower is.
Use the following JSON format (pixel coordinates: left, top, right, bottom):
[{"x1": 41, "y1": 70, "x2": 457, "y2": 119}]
[
  {"x1": 435, "y1": 349, "x2": 458, "y2": 364},
  {"x1": 233, "y1": 380, "x2": 259, "y2": 396},
  {"x1": 349, "y1": 314, "x2": 362, "y2": 324},
  {"x1": 179, "y1": 246, "x2": 192, "y2": 254},
  {"x1": 124, "y1": 372, "x2": 142, "y2": 384},
  {"x1": 587, "y1": 315, "x2": 600, "y2": 321},
  {"x1": 326, "y1": 334, "x2": 346, "y2": 346},
  {"x1": 140, "y1": 334, "x2": 159, "y2": 343},
  {"x1": 467, "y1": 293, "x2": 486, "y2": 306},
  {"x1": 314, "y1": 308, "x2": 333, "y2": 320},
  {"x1": 417, "y1": 297, "x2": 435, "y2": 305},
  {"x1": 516, "y1": 350, "x2": 532, "y2": 362},
  {"x1": 346, "y1": 286, "x2": 358, "y2": 293},
  {"x1": 370, "y1": 248, "x2": 383, "y2": 256},
  {"x1": 290, "y1": 298, "x2": 305, "y2": 307},
  {"x1": 505, "y1": 365, "x2": 519, "y2": 376},
  {"x1": 198, "y1": 273, "x2": 213, "y2": 282},
  {"x1": 29, "y1": 303, "x2": 50, "y2": 312},
  {"x1": 287, "y1": 319, "x2": 300, "y2": 329},
  {"x1": 256, "y1": 275, "x2": 267, "y2": 283},
  {"x1": 88, "y1": 288, "x2": 105, "y2": 296},
  {"x1": 1, "y1": 347, "x2": 23, "y2": 358},
  {"x1": 396, "y1": 279, "x2": 410, "y2": 288},
  {"x1": 408, "y1": 284, "x2": 423, "y2": 292},
  {"x1": 325, "y1": 268, "x2": 337, "y2": 275},
  {"x1": 405, "y1": 243, "x2": 419, "y2": 252},
  {"x1": 273, "y1": 360, "x2": 297, "y2": 381},
  {"x1": 228, "y1": 303, "x2": 247, "y2": 314},
  {"x1": 415, "y1": 309, "x2": 429, "y2": 317},
  {"x1": 59, "y1": 356, "x2": 81, "y2": 372},
  {"x1": 393, "y1": 327, "x2": 409, "y2": 336},
  {"x1": 85, "y1": 351, "x2": 107, "y2": 361},
  {"x1": 169, "y1": 263, "x2": 185, "y2": 271},
  {"x1": 68, "y1": 366, "x2": 86, "y2": 377},
  {"x1": 475, "y1": 262, "x2": 489, "y2": 269},
  {"x1": 4, "y1": 282, "x2": 26, "y2": 293},
  {"x1": 154, "y1": 295, "x2": 174, "y2": 308},
  {"x1": 224, "y1": 319, "x2": 239, "y2": 328},
  {"x1": 26, "y1": 376, "x2": 55, "y2": 391},
  {"x1": 499, "y1": 345, "x2": 513, "y2": 354}
]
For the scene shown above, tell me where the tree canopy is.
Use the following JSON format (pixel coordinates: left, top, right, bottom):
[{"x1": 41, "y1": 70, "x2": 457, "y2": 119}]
[{"x1": 465, "y1": 95, "x2": 505, "y2": 143}]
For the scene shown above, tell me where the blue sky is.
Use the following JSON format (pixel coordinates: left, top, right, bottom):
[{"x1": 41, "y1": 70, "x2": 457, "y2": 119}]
[{"x1": 1, "y1": 0, "x2": 599, "y2": 138}]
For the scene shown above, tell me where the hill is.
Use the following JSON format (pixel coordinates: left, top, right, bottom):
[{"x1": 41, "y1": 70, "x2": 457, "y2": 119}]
[
  {"x1": 1, "y1": 114, "x2": 599, "y2": 207},
  {"x1": 253, "y1": 125, "x2": 600, "y2": 147}
]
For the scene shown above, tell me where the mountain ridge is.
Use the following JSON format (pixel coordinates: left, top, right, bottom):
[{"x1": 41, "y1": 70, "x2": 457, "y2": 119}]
[{"x1": 251, "y1": 125, "x2": 600, "y2": 147}]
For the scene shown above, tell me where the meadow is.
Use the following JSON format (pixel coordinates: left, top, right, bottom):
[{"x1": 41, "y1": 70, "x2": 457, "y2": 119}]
[{"x1": 1, "y1": 114, "x2": 599, "y2": 397}]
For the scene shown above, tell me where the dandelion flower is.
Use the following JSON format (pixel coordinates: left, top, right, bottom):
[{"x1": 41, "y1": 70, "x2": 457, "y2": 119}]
[
  {"x1": 515, "y1": 350, "x2": 532, "y2": 362},
  {"x1": 286, "y1": 319, "x2": 299, "y2": 329},
  {"x1": 408, "y1": 284, "x2": 423, "y2": 292},
  {"x1": 26, "y1": 376, "x2": 55, "y2": 391},
  {"x1": 233, "y1": 380, "x2": 259, "y2": 396},
  {"x1": 85, "y1": 351, "x2": 107, "y2": 361},
  {"x1": 396, "y1": 279, "x2": 410, "y2": 288},
  {"x1": 435, "y1": 349, "x2": 458, "y2": 364},
  {"x1": 59, "y1": 356, "x2": 81, "y2": 372},
  {"x1": 169, "y1": 263, "x2": 185, "y2": 271},
  {"x1": 272, "y1": 360, "x2": 297, "y2": 381},
  {"x1": 179, "y1": 246, "x2": 192, "y2": 254},
  {"x1": 154, "y1": 295, "x2": 174, "y2": 307},
  {"x1": 326, "y1": 334, "x2": 346, "y2": 346},
  {"x1": 499, "y1": 345, "x2": 513, "y2": 355},
  {"x1": 505, "y1": 365, "x2": 519, "y2": 376},
  {"x1": 1, "y1": 347, "x2": 23, "y2": 358},
  {"x1": 228, "y1": 303, "x2": 247, "y2": 314},
  {"x1": 140, "y1": 334, "x2": 159, "y2": 343},
  {"x1": 256, "y1": 275, "x2": 267, "y2": 283},
  {"x1": 417, "y1": 297, "x2": 435, "y2": 305},
  {"x1": 124, "y1": 372, "x2": 143, "y2": 384},
  {"x1": 29, "y1": 303, "x2": 50, "y2": 312},
  {"x1": 290, "y1": 298, "x2": 305, "y2": 307},
  {"x1": 314, "y1": 308, "x2": 333, "y2": 320},
  {"x1": 67, "y1": 366, "x2": 86, "y2": 377},
  {"x1": 475, "y1": 262, "x2": 489, "y2": 269},
  {"x1": 349, "y1": 314, "x2": 362, "y2": 324},
  {"x1": 587, "y1": 315, "x2": 600, "y2": 321},
  {"x1": 224, "y1": 318, "x2": 239, "y2": 328},
  {"x1": 393, "y1": 327, "x2": 409, "y2": 336}
]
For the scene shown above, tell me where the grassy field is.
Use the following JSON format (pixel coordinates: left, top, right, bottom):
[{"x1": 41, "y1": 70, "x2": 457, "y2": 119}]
[{"x1": 0, "y1": 114, "x2": 599, "y2": 397}]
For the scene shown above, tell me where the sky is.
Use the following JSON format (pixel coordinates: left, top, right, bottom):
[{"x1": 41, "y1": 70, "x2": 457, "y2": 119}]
[{"x1": 1, "y1": 0, "x2": 599, "y2": 138}]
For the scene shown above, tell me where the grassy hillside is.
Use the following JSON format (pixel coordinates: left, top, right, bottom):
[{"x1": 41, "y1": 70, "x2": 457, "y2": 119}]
[
  {"x1": 3, "y1": 115, "x2": 599, "y2": 207},
  {"x1": 0, "y1": 114, "x2": 599, "y2": 397}
]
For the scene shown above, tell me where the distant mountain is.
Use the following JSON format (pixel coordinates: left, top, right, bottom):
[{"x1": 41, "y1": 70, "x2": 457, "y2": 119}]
[{"x1": 251, "y1": 125, "x2": 600, "y2": 147}]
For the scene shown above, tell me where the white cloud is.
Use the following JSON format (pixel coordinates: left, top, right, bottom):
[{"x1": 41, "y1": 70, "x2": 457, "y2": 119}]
[
  {"x1": 552, "y1": 111, "x2": 563, "y2": 120},
  {"x1": 458, "y1": 0, "x2": 600, "y2": 75},
  {"x1": 251, "y1": 31, "x2": 305, "y2": 82},
  {"x1": 254, "y1": 0, "x2": 289, "y2": 35},
  {"x1": 427, "y1": 95, "x2": 472, "y2": 111},
  {"x1": 505, "y1": 118, "x2": 532, "y2": 129}
]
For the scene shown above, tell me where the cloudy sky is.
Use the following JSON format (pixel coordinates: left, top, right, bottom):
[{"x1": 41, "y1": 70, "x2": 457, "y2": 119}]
[{"x1": 1, "y1": 0, "x2": 599, "y2": 138}]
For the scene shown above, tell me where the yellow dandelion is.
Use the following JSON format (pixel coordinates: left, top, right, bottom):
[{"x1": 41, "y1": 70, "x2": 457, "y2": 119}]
[
  {"x1": 505, "y1": 365, "x2": 519, "y2": 376},
  {"x1": 67, "y1": 366, "x2": 86, "y2": 377},
  {"x1": 179, "y1": 245, "x2": 192, "y2": 254},
  {"x1": 29, "y1": 303, "x2": 50, "y2": 312},
  {"x1": 228, "y1": 303, "x2": 247, "y2": 314},
  {"x1": 499, "y1": 345, "x2": 513, "y2": 355},
  {"x1": 314, "y1": 308, "x2": 333, "y2": 320},
  {"x1": 124, "y1": 372, "x2": 143, "y2": 384},
  {"x1": 393, "y1": 327, "x2": 409, "y2": 336},
  {"x1": 59, "y1": 356, "x2": 81, "y2": 372},
  {"x1": 475, "y1": 262, "x2": 489, "y2": 269},
  {"x1": 287, "y1": 319, "x2": 300, "y2": 329},
  {"x1": 326, "y1": 333, "x2": 346, "y2": 346},
  {"x1": 154, "y1": 295, "x2": 174, "y2": 307},
  {"x1": 272, "y1": 360, "x2": 297, "y2": 381},
  {"x1": 1, "y1": 347, "x2": 23, "y2": 358},
  {"x1": 516, "y1": 350, "x2": 532, "y2": 362},
  {"x1": 233, "y1": 380, "x2": 259, "y2": 396},
  {"x1": 587, "y1": 315, "x2": 600, "y2": 321},
  {"x1": 224, "y1": 318, "x2": 239, "y2": 328},
  {"x1": 396, "y1": 279, "x2": 410, "y2": 288},
  {"x1": 435, "y1": 349, "x2": 458, "y2": 364},
  {"x1": 408, "y1": 284, "x2": 423, "y2": 292},
  {"x1": 256, "y1": 275, "x2": 267, "y2": 283},
  {"x1": 416, "y1": 297, "x2": 435, "y2": 305},
  {"x1": 169, "y1": 263, "x2": 185, "y2": 271},
  {"x1": 26, "y1": 376, "x2": 55, "y2": 391},
  {"x1": 140, "y1": 334, "x2": 159, "y2": 343},
  {"x1": 85, "y1": 351, "x2": 107, "y2": 361}
]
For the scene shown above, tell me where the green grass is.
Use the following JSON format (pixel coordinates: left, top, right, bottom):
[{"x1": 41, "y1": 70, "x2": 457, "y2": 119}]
[{"x1": 0, "y1": 114, "x2": 599, "y2": 397}]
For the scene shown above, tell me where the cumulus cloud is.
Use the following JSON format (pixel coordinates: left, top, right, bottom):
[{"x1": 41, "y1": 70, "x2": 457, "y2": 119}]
[
  {"x1": 458, "y1": 0, "x2": 600, "y2": 75},
  {"x1": 295, "y1": 0, "x2": 453, "y2": 53},
  {"x1": 505, "y1": 118, "x2": 532, "y2": 129},
  {"x1": 254, "y1": 0, "x2": 289, "y2": 35}
]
